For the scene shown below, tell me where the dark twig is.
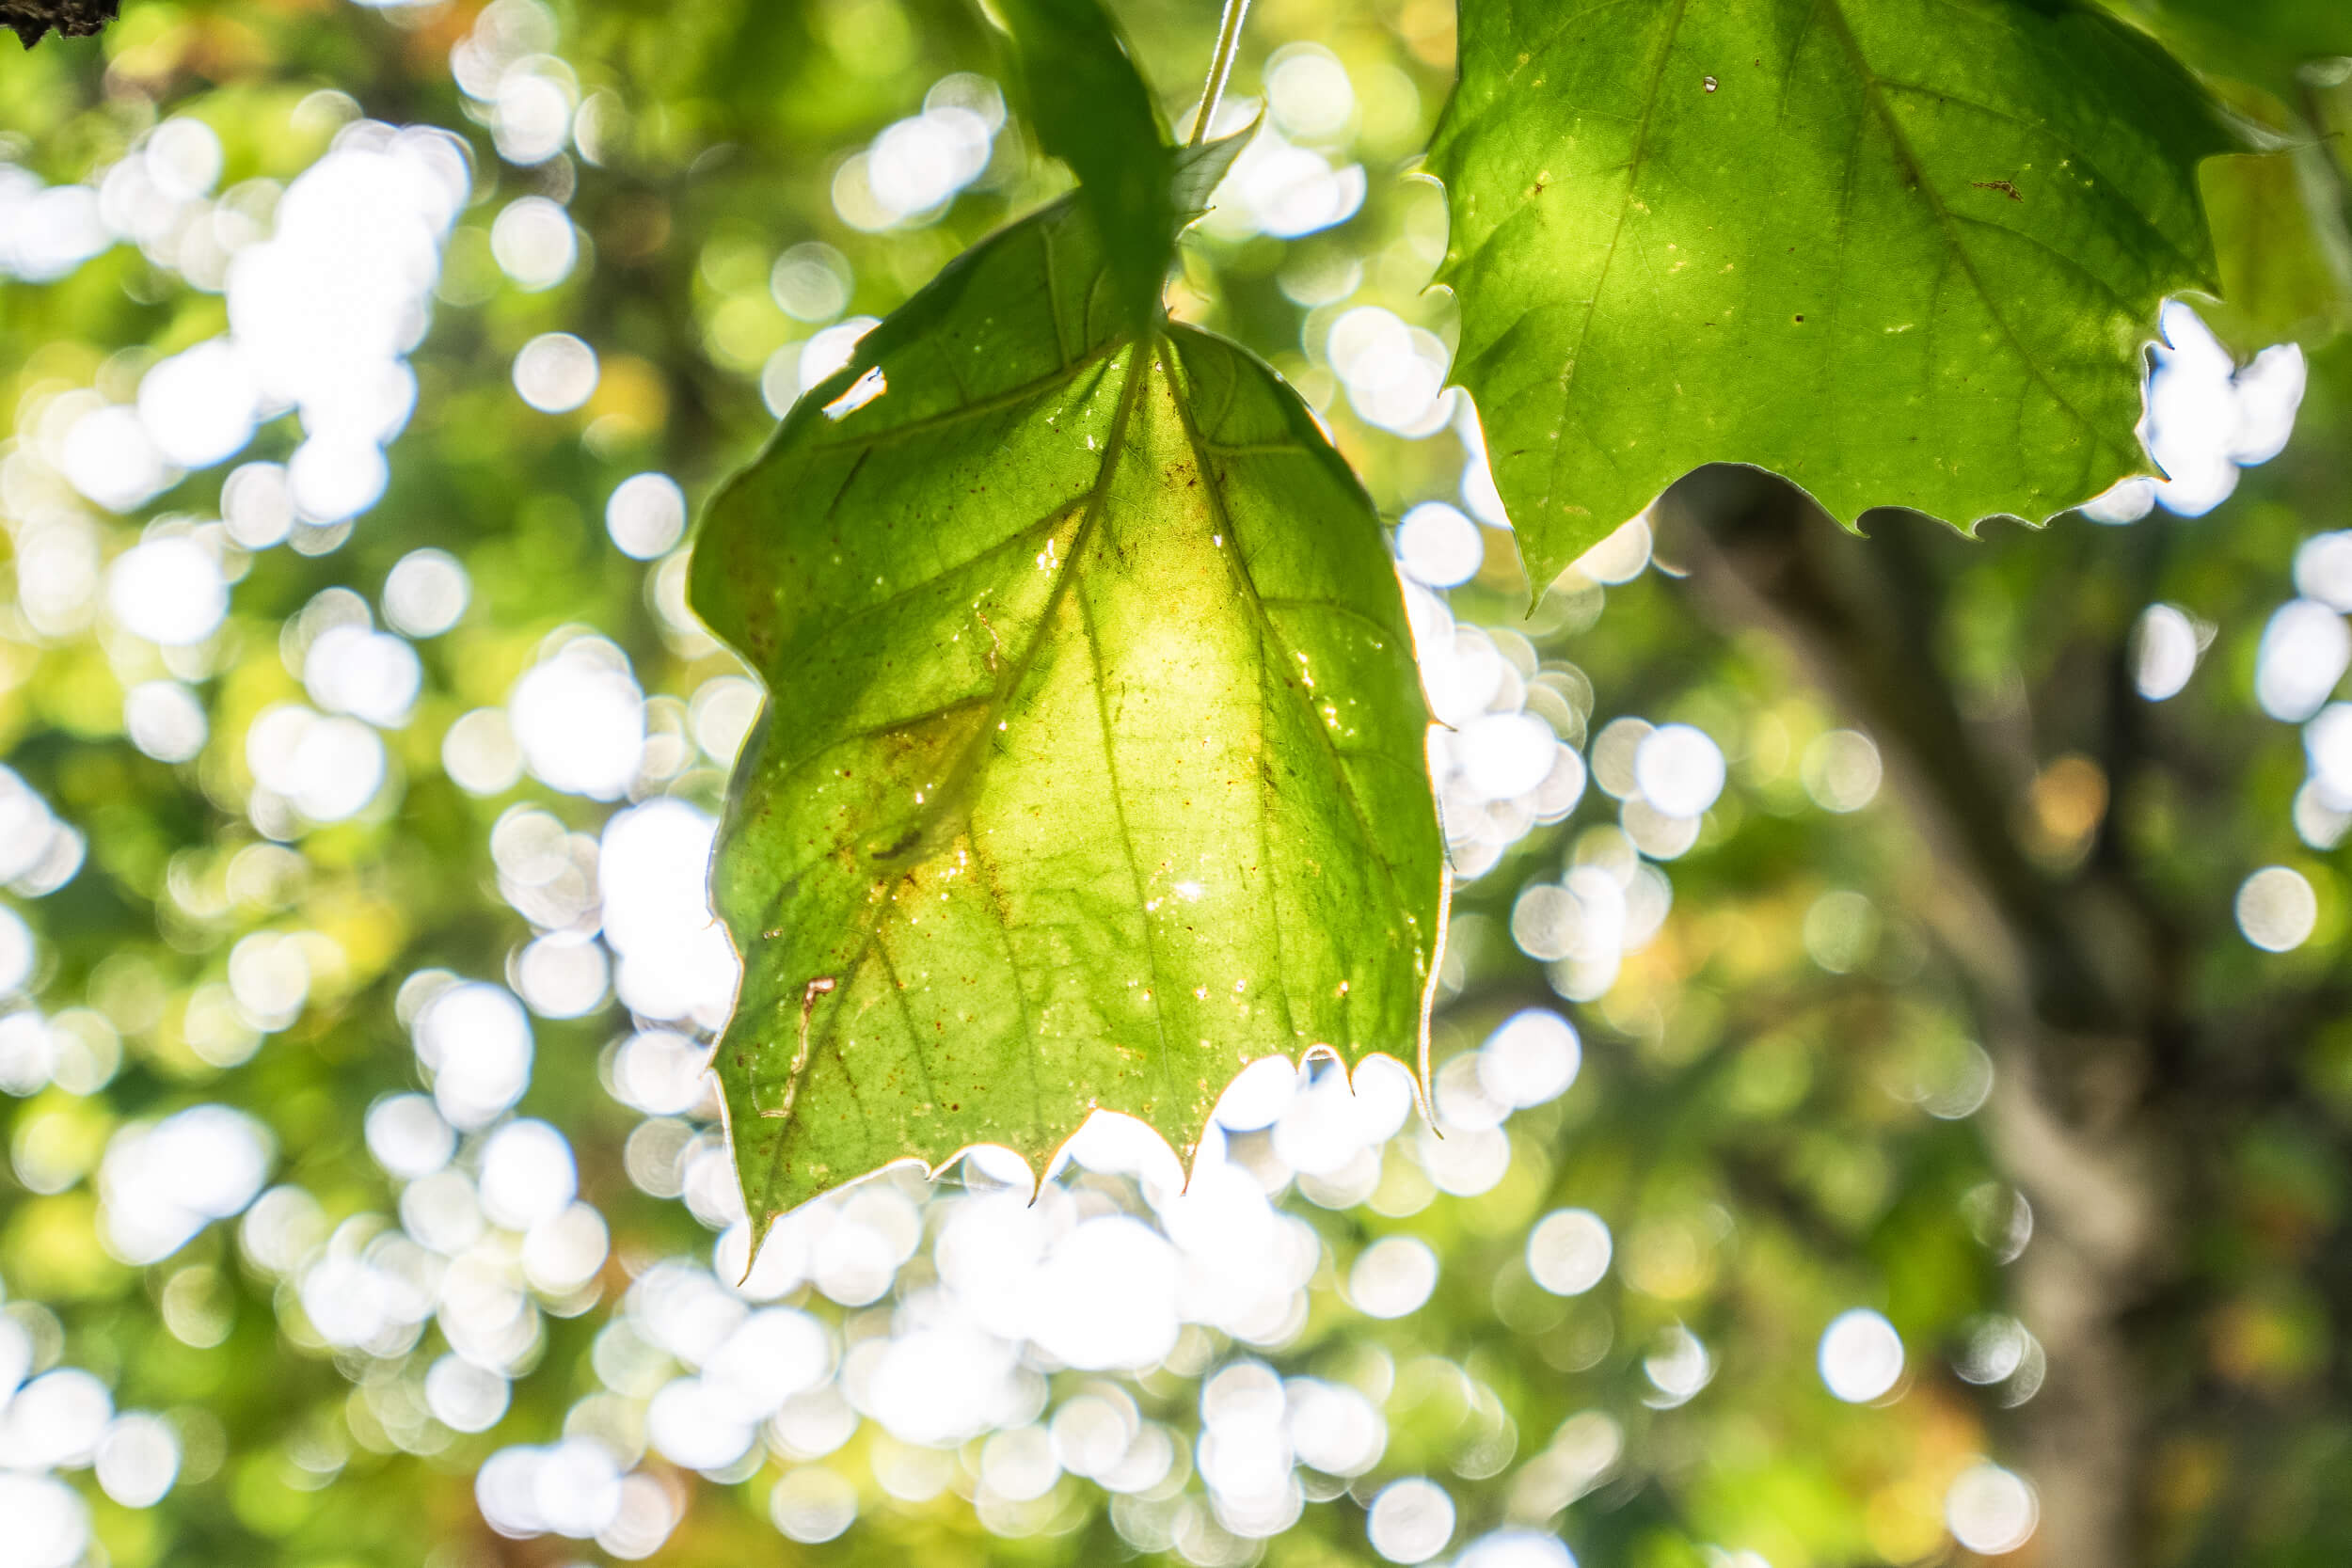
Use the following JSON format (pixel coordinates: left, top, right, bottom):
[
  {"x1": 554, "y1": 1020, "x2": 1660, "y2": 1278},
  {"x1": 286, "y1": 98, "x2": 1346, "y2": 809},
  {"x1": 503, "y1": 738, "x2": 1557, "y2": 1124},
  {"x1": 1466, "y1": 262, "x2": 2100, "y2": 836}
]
[{"x1": 3, "y1": 0, "x2": 116, "y2": 47}]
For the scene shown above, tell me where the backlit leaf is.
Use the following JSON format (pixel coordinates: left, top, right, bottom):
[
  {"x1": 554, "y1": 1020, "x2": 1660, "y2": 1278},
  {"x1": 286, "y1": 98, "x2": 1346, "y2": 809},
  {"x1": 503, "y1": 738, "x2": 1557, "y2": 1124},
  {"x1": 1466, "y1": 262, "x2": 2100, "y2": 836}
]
[
  {"x1": 1429, "y1": 0, "x2": 2237, "y2": 590},
  {"x1": 2200, "y1": 148, "x2": 2352, "y2": 350},
  {"x1": 691, "y1": 198, "x2": 1444, "y2": 1231}
]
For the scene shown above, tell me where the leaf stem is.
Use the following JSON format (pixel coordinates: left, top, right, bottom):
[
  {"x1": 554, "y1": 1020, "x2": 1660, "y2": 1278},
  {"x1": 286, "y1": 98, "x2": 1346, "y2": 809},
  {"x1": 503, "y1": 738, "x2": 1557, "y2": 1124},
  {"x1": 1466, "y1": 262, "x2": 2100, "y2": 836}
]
[{"x1": 1189, "y1": 0, "x2": 1251, "y2": 147}]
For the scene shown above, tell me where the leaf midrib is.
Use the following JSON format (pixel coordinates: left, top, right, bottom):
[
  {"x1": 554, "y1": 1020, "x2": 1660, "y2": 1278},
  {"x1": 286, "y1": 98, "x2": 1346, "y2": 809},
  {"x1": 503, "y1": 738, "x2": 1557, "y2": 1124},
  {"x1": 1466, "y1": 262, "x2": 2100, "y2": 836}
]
[
  {"x1": 1154, "y1": 332, "x2": 1429, "y2": 1054},
  {"x1": 1539, "y1": 0, "x2": 1691, "y2": 520}
]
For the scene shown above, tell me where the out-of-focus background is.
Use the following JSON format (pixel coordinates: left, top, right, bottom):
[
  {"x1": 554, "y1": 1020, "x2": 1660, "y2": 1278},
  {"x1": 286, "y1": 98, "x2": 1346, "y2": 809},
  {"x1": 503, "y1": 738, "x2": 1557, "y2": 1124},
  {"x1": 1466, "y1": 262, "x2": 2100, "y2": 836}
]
[{"x1": 2, "y1": 2, "x2": 2350, "y2": 1565}]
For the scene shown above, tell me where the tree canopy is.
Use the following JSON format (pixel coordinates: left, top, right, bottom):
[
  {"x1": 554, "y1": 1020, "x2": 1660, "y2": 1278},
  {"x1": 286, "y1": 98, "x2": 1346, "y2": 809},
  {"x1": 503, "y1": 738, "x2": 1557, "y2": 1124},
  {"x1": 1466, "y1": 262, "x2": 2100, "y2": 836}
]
[{"x1": 3, "y1": 0, "x2": 2351, "y2": 1566}]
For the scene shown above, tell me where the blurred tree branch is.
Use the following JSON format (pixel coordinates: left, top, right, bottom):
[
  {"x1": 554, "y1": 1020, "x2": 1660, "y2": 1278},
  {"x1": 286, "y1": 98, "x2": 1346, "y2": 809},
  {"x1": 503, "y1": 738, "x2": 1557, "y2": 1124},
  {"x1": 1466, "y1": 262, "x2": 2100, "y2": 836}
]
[
  {"x1": 3, "y1": 0, "x2": 116, "y2": 47},
  {"x1": 1658, "y1": 467, "x2": 2175, "y2": 1568},
  {"x1": 1660, "y1": 469, "x2": 2129, "y2": 1037}
]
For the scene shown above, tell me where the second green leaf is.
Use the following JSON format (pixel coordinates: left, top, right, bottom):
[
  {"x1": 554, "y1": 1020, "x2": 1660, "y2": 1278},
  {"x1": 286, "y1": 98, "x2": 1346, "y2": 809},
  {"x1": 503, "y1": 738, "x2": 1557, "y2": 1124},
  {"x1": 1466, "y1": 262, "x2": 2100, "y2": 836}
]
[{"x1": 1429, "y1": 0, "x2": 2237, "y2": 587}]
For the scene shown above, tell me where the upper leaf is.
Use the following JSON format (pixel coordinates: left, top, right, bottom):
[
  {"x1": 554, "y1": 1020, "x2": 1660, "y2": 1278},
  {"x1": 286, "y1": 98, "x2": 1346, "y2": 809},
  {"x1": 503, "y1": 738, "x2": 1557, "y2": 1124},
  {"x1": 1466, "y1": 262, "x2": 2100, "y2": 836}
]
[
  {"x1": 1428, "y1": 0, "x2": 2238, "y2": 589},
  {"x1": 691, "y1": 198, "x2": 1444, "y2": 1232},
  {"x1": 994, "y1": 0, "x2": 1179, "y2": 326}
]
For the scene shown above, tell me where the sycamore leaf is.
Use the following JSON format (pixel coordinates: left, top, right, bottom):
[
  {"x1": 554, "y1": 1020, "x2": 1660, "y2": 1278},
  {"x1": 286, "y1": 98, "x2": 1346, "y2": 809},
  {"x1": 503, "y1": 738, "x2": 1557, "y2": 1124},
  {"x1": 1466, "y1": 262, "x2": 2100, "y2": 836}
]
[
  {"x1": 691, "y1": 196, "x2": 1444, "y2": 1233},
  {"x1": 1428, "y1": 0, "x2": 2238, "y2": 591}
]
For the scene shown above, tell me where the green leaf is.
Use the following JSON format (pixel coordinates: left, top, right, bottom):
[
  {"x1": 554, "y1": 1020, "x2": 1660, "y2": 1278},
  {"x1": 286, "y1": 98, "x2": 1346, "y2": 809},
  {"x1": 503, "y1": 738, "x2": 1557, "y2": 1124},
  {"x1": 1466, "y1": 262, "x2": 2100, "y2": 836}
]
[
  {"x1": 2122, "y1": 0, "x2": 2352, "y2": 85},
  {"x1": 1428, "y1": 0, "x2": 2237, "y2": 590},
  {"x1": 994, "y1": 0, "x2": 1177, "y2": 325},
  {"x1": 691, "y1": 198, "x2": 1444, "y2": 1229},
  {"x1": 2199, "y1": 149, "x2": 2352, "y2": 350},
  {"x1": 1173, "y1": 121, "x2": 1259, "y2": 221}
]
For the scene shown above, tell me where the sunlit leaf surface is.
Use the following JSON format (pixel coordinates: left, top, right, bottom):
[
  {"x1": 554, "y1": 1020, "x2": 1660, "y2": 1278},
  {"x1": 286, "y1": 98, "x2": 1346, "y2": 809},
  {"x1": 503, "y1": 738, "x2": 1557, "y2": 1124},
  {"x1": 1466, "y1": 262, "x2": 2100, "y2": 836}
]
[
  {"x1": 692, "y1": 198, "x2": 1444, "y2": 1227},
  {"x1": 7, "y1": 0, "x2": 2352, "y2": 1561},
  {"x1": 1428, "y1": 0, "x2": 2235, "y2": 585}
]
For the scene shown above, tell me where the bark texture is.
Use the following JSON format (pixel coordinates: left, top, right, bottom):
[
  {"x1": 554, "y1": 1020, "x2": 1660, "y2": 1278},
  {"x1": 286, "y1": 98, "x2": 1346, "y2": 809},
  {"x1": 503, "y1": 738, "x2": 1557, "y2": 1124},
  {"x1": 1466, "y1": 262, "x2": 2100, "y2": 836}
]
[
  {"x1": 4, "y1": 0, "x2": 118, "y2": 47},
  {"x1": 1661, "y1": 466, "x2": 2190, "y2": 1568}
]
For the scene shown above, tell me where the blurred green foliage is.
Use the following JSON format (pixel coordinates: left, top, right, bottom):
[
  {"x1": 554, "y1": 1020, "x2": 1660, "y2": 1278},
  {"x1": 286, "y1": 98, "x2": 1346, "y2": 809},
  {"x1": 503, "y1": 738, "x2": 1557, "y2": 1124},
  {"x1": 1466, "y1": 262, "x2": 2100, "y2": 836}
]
[{"x1": 2, "y1": 3, "x2": 2351, "y2": 1568}]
